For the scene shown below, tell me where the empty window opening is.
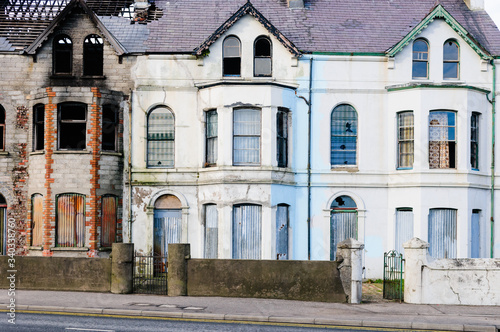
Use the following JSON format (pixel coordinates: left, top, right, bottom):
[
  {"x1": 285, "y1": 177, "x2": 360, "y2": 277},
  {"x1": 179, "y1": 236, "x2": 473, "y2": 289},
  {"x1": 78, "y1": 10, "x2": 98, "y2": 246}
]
[
  {"x1": 147, "y1": 106, "x2": 174, "y2": 167},
  {"x1": 0, "y1": 105, "x2": 4, "y2": 151},
  {"x1": 223, "y1": 36, "x2": 241, "y2": 76},
  {"x1": 413, "y1": 39, "x2": 429, "y2": 79},
  {"x1": 254, "y1": 37, "x2": 272, "y2": 77},
  {"x1": 83, "y1": 34, "x2": 104, "y2": 76},
  {"x1": 443, "y1": 40, "x2": 459, "y2": 80},
  {"x1": 397, "y1": 111, "x2": 414, "y2": 169},
  {"x1": 102, "y1": 104, "x2": 118, "y2": 151},
  {"x1": 53, "y1": 35, "x2": 72, "y2": 75},
  {"x1": 58, "y1": 103, "x2": 87, "y2": 150},
  {"x1": 331, "y1": 104, "x2": 357, "y2": 166},
  {"x1": 206, "y1": 110, "x2": 218, "y2": 166},
  {"x1": 33, "y1": 104, "x2": 44, "y2": 151},
  {"x1": 56, "y1": 193, "x2": 85, "y2": 248},
  {"x1": 429, "y1": 111, "x2": 456, "y2": 169}
]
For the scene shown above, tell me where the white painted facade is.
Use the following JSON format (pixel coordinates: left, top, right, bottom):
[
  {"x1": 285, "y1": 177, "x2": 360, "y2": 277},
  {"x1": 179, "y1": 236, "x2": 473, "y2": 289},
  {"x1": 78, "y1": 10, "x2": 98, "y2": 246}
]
[{"x1": 125, "y1": 14, "x2": 500, "y2": 278}]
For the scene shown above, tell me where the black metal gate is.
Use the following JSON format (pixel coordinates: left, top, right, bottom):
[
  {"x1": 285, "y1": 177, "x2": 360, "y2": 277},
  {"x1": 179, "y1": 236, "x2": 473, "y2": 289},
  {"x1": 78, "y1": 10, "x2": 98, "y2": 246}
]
[
  {"x1": 133, "y1": 255, "x2": 168, "y2": 295},
  {"x1": 383, "y1": 250, "x2": 404, "y2": 301}
]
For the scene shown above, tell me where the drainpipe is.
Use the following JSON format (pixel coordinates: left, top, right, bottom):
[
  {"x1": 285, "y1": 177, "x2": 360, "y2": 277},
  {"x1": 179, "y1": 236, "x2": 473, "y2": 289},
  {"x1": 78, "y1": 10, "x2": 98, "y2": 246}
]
[
  {"x1": 489, "y1": 59, "x2": 496, "y2": 258},
  {"x1": 294, "y1": 57, "x2": 313, "y2": 260},
  {"x1": 128, "y1": 89, "x2": 133, "y2": 243}
]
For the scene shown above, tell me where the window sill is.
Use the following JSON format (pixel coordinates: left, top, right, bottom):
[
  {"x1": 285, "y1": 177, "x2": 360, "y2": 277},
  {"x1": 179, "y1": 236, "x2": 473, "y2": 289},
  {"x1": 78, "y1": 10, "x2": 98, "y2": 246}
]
[
  {"x1": 30, "y1": 151, "x2": 45, "y2": 156},
  {"x1": 397, "y1": 167, "x2": 413, "y2": 171},
  {"x1": 0, "y1": 151, "x2": 9, "y2": 156},
  {"x1": 54, "y1": 150, "x2": 90, "y2": 154},
  {"x1": 101, "y1": 151, "x2": 122, "y2": 157},
  {"x1": 331, "y1": 166, "x2": 358, "y2": 172},
  {"x1": 81, "y1": 75, "x2": 106, "y2": 80},
  {"x1": 50, "y1": 74, "x2": 75, "y2": 79},
  {"x1": 98, "y1": 247, "x2": 112, "y2": 252},
  {"x1": 28, "y1": 246, "x2": 42, "y2": 251},
  {"x1": 51, "y1": 247, "x2": 89, "y2": 251}
]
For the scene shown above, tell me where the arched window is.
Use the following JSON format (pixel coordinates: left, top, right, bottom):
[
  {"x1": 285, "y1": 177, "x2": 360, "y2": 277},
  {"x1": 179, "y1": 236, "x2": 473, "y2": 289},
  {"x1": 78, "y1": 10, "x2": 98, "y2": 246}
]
[
  {"x1": 56, "y1": 193, "x2": 85, "y2": 248},
  {"x1": 254, "y1": 36, "x2": 272, "y2": 77},
  {"x1": 412, "y1": 39, "x2": 429, "y2": 79},
  {"x1": 331, "y1": 104, "x2": 357, "y2": 166},
  {"x1": 443, "y1": 40, "x2": 459, "y2": 80},
  {"x1": 330, "y1": 195, "x2": 357, "y2": 260},
  {"x1": 0, "y1": 105, "x2": 5, "y2": 151},
  {"x1": 31, "y1": 194, "x2": 43, "y2": 247},
  {"x1": 147, "y1": 106, "x2": 174, "y2": 167},
  {"x1": 83, "y1": 34, "x2": 104, "y2": 76},
  {"x1": 102, "y1": 104, "x2": 118, "y2": 151},
  {"x1": 53, "y1": 34, "x2": 72, "y2": 75},
  {"x1": 33, "y1": 104, "x2": 44, "y2": 151},
  {"x1": 223, "y1": 36, "x2": 241, "y2": 76},
  {"x1": 0, "y1": 194, "x2": 6, "y2": 255}
]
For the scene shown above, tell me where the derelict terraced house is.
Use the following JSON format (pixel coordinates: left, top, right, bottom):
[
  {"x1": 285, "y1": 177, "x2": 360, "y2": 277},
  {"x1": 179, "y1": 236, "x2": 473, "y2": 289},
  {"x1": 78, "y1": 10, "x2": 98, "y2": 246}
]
[{"x1": 1, "y1": 0, "x2": 500, "y2": 278}]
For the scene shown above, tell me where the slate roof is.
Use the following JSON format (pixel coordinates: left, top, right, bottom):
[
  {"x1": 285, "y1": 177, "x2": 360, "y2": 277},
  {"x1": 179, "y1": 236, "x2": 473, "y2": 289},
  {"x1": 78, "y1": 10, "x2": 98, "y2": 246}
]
[{"x1": 1, "y1": 0, "x2": 500, "y2": 56}]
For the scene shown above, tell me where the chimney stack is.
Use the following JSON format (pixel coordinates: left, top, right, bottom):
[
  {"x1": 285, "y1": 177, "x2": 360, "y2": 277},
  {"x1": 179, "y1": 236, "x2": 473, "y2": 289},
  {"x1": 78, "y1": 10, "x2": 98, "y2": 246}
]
[
  {"x1": 287, "y1": 0, "x2": 304, "y2": 9},
  {"x1": 464, "y1": 0, "x2": 484, "y2": 11}
]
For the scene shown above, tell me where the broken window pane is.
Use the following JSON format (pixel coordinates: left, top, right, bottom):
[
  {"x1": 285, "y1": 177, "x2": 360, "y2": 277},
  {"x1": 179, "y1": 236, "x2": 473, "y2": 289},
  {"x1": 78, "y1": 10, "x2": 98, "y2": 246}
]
[
  {"x1": 223, "y1": 36, "x2": 241, "y2": 76},
  {"x1": 331, "y1": 104, "x2": 357, "y2": 166},
  {"x1": 53, "y1": 35, "x2": 72, "y2": 75},
  {"x1": 102, "y1": 104, "x2": 118, "y2": 151},
  {"x1": 33, "y1": 104, "x2": 44, "y2": 151},
  {"x1": 254, "y1": 37, "x2": 271, "y2": 77},
  {"x1": 84, "y1": 34, "x2": 104, "y2": 76},
  {"x1": 58, "y1": 103, "x2": 87, "y2": 150}
]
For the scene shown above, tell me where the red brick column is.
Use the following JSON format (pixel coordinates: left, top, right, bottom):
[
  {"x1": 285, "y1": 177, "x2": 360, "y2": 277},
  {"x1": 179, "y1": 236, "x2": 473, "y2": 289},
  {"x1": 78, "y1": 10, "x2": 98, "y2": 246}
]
[
  {"x1": 88, "y1": 87, "x2": 101, "y2": 257},
  {"x1": 43, "y1": 87, "x2": 56, "y2": 256}
]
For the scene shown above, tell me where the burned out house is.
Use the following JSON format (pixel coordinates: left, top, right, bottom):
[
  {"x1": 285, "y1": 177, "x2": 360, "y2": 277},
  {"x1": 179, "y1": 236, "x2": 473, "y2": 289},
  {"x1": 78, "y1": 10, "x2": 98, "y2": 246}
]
[{"x1": 1, "y1": 0, "x2": 500, "y2": 277}]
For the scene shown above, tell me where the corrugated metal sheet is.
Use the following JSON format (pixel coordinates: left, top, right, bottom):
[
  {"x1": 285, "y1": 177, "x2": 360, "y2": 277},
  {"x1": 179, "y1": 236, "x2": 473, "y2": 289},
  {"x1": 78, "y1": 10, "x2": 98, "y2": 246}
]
[
  {"x1": 31, "y1": 194, "x2": 43, "y2": 247},
  {"x1": 276, "y1": 205, "x2": 288, "y2": 260},
  {"x1": 101, "y1": 195, "x2": 117, "y2": 247},
  {"x1": 395, "y1": 209, "x2": 413, "y2": 254},
  {"x1": 330, "y1": 211, "x2": 357, "y2": 260},
  {"x1": 471, "y1": 210, "x2": 480, "y2": 258},
  {"x1": 0, "y1": 207, "x2": 5, "y2": 255},
  {"x1": 57, "y1": 194, "x2": 85, "y2": 247},
  {"x1": 153, "y1": 209, "x2": 182, "y2": 257},
  {"x1": 429, "y1": 209, "x2": 457, "y2": 259},
  {"x1": 233, "y1": 205, "x2": 261, "y2": 259},
  {"x1": 204, "y1": 204, "x2": 218, "y2": 259}
]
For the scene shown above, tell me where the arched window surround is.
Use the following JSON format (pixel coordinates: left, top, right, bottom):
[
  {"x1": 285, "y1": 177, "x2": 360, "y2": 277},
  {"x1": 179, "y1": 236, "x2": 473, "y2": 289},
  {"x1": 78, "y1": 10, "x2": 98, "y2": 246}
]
[{"x1": 147, "y1": 105, "x2": 175, "y2": 168}]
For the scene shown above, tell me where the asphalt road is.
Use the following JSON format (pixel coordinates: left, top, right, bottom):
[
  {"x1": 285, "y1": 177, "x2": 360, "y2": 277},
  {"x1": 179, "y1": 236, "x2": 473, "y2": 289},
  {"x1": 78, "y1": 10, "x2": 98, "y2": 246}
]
[{"x1": 0, "y1": 312, "x2": 402, "y2": 332}]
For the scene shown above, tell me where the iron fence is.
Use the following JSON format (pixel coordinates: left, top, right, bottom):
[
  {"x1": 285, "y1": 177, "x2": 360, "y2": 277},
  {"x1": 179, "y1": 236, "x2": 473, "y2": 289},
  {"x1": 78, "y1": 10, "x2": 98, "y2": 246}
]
[
  {"x1": 133, "y1": 255, "x2": 168, "y2": 295},
  {"x1": 383, "y1": 250, "x2": 404, "y2": 302}
]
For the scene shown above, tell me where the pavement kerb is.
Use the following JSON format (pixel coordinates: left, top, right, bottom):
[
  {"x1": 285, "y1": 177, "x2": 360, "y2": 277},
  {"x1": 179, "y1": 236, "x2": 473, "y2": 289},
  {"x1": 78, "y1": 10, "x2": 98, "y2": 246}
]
[{"x1": 6, "y1": 305, "x2": 500, "y2": 332}]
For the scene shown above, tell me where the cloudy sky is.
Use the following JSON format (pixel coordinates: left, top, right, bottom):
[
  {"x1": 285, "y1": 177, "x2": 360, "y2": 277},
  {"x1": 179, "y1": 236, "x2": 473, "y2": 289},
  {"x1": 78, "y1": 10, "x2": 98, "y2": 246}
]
[{"x1": 485, "y1": 0, "x2": 500, "y2": 28}]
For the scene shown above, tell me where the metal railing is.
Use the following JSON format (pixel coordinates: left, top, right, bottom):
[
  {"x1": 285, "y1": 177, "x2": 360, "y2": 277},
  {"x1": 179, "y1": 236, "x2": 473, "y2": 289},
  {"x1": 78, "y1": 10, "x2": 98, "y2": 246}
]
[
  {"x1": 133, "y1": 255, "x2": 168, "y2": 295},
  {"x1": 383, "y1": 250, "x2": 404, "y2": 302}
]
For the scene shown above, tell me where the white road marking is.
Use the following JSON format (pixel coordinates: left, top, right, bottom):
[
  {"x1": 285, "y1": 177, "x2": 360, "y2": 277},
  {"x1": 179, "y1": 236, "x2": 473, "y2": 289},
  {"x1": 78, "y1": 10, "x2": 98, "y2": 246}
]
[{"x1": 65, "y1": 328, "x2": 115, "y2": 332}]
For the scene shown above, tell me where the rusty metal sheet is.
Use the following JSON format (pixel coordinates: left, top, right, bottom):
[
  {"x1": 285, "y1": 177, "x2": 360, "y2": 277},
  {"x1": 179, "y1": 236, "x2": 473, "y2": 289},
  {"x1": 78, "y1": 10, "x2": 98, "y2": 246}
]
[
  {"x1": 57, "y1": 194, "x2": 85, "y2": 247},
  {"x1": 0, "y1": 207, "x2": 5, "y2": 255},
  {"x1": 101, "y1": 195, "x2": 117, "y2": 247},
  {"x1": 31, "y1": 194, "x2": 43, "y2": 247}
]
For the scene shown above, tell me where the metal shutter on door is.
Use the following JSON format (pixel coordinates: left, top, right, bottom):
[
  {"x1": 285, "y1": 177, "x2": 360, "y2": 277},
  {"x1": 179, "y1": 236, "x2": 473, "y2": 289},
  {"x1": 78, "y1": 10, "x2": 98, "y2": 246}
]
[{"x1": 233, "y1": 205, "x2": 261, "y2": 259}]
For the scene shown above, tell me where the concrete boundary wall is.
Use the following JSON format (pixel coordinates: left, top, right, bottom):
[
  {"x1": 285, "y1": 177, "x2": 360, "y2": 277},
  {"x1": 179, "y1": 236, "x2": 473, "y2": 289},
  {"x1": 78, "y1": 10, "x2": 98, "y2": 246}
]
[{"x1": 404, "y1": 238, "x2": 500, "y2": 305}]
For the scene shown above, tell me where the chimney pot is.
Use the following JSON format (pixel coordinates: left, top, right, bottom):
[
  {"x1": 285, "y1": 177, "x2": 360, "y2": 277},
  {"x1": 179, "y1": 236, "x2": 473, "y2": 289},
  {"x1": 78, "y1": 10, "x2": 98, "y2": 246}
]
[
  {"x1": 287, "y1": 0, "x2": 304, "y2": 9},
  {"x1": 464, "y1": 0, "x2": 484, "y2": 11}
]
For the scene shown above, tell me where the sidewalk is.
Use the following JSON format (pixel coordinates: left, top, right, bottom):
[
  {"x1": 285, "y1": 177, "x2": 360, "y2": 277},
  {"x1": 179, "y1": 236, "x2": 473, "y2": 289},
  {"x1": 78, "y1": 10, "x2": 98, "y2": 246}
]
[{"x1": 1, "y1": 287, "x2": 499, "y2": 332}]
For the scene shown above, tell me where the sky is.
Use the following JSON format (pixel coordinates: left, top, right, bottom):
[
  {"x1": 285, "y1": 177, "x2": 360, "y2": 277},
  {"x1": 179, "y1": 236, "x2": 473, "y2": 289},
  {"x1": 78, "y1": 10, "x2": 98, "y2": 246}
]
[{"x1": 485, "y1": 0, "x2": 500, "y2": 28}]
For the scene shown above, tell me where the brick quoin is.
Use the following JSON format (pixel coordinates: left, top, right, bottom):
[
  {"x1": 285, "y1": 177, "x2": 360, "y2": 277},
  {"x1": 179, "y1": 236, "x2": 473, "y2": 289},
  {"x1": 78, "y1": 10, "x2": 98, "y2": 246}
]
[
  {"x1": 42, "y1": 87, "x2": 56, "y2": 256},
  {"x1": 88, "y1": 87, "x2": 101, "y2": 257}
]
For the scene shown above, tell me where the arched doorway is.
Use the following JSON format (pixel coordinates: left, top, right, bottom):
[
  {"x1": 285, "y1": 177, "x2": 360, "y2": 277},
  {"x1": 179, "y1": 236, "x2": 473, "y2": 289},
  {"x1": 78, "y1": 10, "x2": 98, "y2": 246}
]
[
  {"x1": 330, "y1": 195, "x2": 357, "y2": 260},
  {"x1": 0, "y1": 194, "x2": 6, "y2": 255},
  {"x1": 153, "y1": 194, "x2": 182, "y2": 257}
]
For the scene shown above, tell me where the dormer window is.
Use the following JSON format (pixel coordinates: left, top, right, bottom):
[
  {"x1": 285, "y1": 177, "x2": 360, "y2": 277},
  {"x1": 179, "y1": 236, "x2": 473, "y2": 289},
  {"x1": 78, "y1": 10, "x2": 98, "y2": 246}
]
[
  {"x1": 223, "y1": 36, "x2": 241, "y2": 76},
  {"x1": 443, "y1": 40, "x2": 459, "y2": 80},
  {"x1": 254, "y1": 37, "x2": 272, "y2": 77},
  {"x1": 83, "y1": 34, "x2": 104, "y2": 76},
  {"x1": 53, "y1": 35, "x2": 72, "y2": 75},
  {"x1": 412, "y1": 39, "x2": 429, "y2": 79}
]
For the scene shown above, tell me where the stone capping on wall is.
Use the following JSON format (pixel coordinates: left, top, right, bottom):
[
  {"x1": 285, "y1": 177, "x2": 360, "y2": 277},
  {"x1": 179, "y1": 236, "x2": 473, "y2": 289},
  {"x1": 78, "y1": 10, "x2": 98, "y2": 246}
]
[{"x1": 403, "y1": 237, "x2": 500, "y2": 306}]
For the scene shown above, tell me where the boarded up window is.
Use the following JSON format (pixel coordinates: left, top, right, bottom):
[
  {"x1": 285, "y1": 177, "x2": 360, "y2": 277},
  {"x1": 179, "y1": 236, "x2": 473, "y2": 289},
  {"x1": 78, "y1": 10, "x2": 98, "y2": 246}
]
[
  {"x1": 102, "y1": 105, "x2": 118, "y2": 151},
  {"x1": 83, "y1": 34, "x2": 103, "y2": 76},
  {"x1": 330, "y1": 196, "x2": 357, "y2": 260},
  {"x1": 0, "y1": 105, "x2": 4, "y2": 151},
  {"x1": 58, "y1": 102, "x2": 87, "y2": 150},
  {"x1": 147, "y1": 106, "x2": 174, "y2": 167},
  {"x1": 471, "y1": 210, "x2": 481, "y2": 258},
  {"x1": 101, "y1": 195, "x2": 117, "y2": 247},
  {"x1": 395, "y1": 208, "x2": 413, "y2": 254},
  {"x1": 276, "y1": 204, "x2": 289, "y2": 260},
  {"x1": 33, "y1": 104, "x2": 44, "y2": 151},
  {"x1": 53, "y1": 35, "x2": 72, "y2": 75},
  {"x1": 31, "y1": 194, "x2": 43, "y2": 247},
  {"x1": 56, "y1": 194, "x2": 85, "y2": 247},
  {"x1": 233, "y1": 204, "x2": 261, "y2": 259},
  {"x1": 428, "y1": 208, "x2": 457, "y2": 258},
  {"x1": 0, "y1": 195, "x2": 6, "y2": 255},
  {"x1": 204, "y1": 204, "x2": 218, "y2": 259}
]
